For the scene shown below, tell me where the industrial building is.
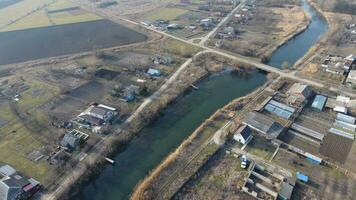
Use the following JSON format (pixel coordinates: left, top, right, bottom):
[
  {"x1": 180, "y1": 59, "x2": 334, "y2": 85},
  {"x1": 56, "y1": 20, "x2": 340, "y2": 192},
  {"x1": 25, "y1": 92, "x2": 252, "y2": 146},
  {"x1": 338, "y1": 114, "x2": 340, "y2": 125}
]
[
  {"x1": 311, "y1": 95, "x2": 327, "y2": 111},
  {"x1": 243, "y1": 112, "x2": 283, "y2": 139},
  {"x1": 264, "y1": 100, "x2": 296, "y2": 120}
]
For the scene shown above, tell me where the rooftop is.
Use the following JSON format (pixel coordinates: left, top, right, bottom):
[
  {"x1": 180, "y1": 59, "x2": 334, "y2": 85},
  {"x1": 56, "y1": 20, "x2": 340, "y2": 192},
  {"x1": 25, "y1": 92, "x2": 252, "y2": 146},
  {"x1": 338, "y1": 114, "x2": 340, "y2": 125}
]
[
  {"x1": 244, "y1": 112, "x2": 283, "y2": 138},
  {"x1": 311, "y1": 95, "x2": 327, "y2": 111}
]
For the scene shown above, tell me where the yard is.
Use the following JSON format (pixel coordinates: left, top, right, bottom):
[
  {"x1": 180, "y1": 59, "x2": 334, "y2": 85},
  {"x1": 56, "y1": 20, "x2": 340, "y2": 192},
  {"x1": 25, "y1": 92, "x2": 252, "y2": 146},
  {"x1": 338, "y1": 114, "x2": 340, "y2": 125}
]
[
  {"x1": 273, "y1": 149, "x2": 356, "y2": 200},
  {"x1": 244, "y1": 134, "x2": 277, "y2": 160}
]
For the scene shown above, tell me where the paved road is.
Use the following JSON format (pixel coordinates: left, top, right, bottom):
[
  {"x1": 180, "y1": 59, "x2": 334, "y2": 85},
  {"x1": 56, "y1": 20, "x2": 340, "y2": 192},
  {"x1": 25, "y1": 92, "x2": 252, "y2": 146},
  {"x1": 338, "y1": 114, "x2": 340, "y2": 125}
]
[
  {"x1": 74, "y1": 0, "x2": 355, "y2": 98},
  {"x1": 198, "y1": 1, "x2": 245, "y2": 46},
  {"x1": 41, "y1": 1, "x2": 356, "y2": 199}
]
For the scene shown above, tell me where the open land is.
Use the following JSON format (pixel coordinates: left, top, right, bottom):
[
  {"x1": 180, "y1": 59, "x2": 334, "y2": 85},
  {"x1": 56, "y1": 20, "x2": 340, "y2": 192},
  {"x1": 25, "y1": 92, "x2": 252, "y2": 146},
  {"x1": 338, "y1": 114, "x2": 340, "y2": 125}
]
[
  {"x1": 209, "y1": 0, "x2": 310, "y2": 60},
  {"x1": 2, "y1": 0, "x2": 356, "y2": 200},
  {"x1": 0, "y1": 34, "x2": 200, "y2": 189}
]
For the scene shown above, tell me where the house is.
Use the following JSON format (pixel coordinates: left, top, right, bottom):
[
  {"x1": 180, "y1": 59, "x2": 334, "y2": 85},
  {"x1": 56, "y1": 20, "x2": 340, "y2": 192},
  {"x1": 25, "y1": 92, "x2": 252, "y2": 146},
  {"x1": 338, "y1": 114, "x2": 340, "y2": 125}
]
[
  {"x1": 243, "y1": 112, "x2": 283, "y2": 138},
  {"x1": 123, "y1": 85, "x2": 141, "y2": 102},
  {"x1": 60, "y1": 133, "x2": 80, "y2": 151},
  {"x1": 321, "y1": 55, "x2": 354, "y2": 73},
  {"x1": 152, "y1": 55, "x2": 173, "y2": 65},
  {"x1": 0, "y1": 165, "x2": 40, "y2": 200},
  {"x1": 166, "y1": 23, "x2": 181, "y2": 31},
  {"x1": 147, "y1": 68, "x2": 162, "y2": 77},
  {"x1": 200, "y1": 18, "x2": 212, "y2": 27},
  {"x1": 233, "y1": 125, "x2": 252, "y2": 144},
  {"x1": 346, "y1": 70, "x2": 356, "y2": 87},
  {"x1": 76, "y1": 104, "x2": 117, "y2": 129},
  {"x1": 325, "y1": 62, "x2": 344, "y2": 74},
  {"x1": 344, "y1": 55, "x2": 356, "y2": 72},
  {"x1": 80, "y1": 104, "x2": 116, "y2": 122},
  {"x1": 311, "y1": 95, "x2": 327, "y2": 111},
  {"x1": 287, "y1": 83, "x2": 312, "y2": 103}
]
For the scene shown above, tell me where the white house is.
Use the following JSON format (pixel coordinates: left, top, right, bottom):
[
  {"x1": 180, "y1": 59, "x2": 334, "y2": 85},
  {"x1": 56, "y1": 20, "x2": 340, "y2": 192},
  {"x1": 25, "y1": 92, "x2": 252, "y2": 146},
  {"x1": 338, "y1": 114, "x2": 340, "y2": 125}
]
[{"x1": 233, "y1": 125, "x2": 253, "y2": 145}]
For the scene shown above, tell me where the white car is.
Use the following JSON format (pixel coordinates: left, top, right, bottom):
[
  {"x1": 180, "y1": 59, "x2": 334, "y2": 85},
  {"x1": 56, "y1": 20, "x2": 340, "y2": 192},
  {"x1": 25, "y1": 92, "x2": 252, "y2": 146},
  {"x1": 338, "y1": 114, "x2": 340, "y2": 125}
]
[{"x1": 241, "y1": 155, "x2": 247, "y2": 169}]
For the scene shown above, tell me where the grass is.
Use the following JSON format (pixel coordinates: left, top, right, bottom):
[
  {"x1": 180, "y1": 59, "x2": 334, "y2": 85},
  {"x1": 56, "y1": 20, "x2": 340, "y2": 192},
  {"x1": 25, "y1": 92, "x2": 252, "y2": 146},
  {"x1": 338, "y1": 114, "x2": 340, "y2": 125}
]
[
  {"x1": 47, "y1": 0, "x2": 74, "y2": 11},
  {"x1": 1, "y1": 9, "x2": 52, "y2": 32},
  {"x1": 17, "y1": 79, "x2": 60, "y2": 111},
  {"x1": 0, "y1": 122, "x2": 51, "y2": 183},
  {"x1": 244, "y1": 136, "x2": 276, "y2": 160},
  {"x1": 0, "y1": 0, "x2": 51, "y2": 26},
  {"x1": 146, "y1": 7, "x2": 188, "y2": 21},
  {"x1": 161, "y1": 38, "x2": 201, "y2": 57},
  {"x1": 0, "y1": 0, "x2": 102, "y2": 32},
  {"x1": 50, "y1": 12, "x2": 101, "y2": 25}
]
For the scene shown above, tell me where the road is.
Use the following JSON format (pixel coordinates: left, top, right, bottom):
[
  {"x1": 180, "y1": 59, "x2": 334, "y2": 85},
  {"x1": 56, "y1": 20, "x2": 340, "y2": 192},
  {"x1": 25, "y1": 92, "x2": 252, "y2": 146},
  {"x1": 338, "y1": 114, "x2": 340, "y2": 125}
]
[
  {"x1": 72, "y1": 0, "x2": 356, "y2": 99},
  {"x1": 198, "y1": 1, "x2": 245, "y2": 46},
  {"x1": 41, "y1": 1, "x2": 355, "y2": 199}
]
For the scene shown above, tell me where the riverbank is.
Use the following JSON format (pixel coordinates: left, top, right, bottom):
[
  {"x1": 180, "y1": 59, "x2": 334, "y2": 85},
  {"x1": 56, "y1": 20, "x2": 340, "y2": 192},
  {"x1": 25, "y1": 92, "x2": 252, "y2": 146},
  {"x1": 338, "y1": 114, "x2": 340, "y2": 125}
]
[
  {"x1": 130, "y1": 73, "x2": 273, "y2": 200},
  {"x1": 210, "y1": 0, "x2": 310, "y2": 63},
  {"x1": 292, "y1": 0, "x2": 331, "y2": 69},
  {"x1": 262, "y1": 4, "x2": 312, "y2": 64},
  {"x1": 46, "y1": 50, "x2": 264, "y2": 200}
]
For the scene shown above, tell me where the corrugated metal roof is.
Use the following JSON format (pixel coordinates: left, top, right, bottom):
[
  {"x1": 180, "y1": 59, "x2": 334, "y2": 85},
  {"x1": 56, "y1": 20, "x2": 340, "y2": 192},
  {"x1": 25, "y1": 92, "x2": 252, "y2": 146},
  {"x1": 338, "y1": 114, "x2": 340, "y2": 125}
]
[
  {"x1": 337, "y1": 113, "x2": 355, "y2": 124},
  {"x1": 333, "y1": 106, "x2": 347, "y2": 114},
  {"x1": 334, "y1": 120, "x2": 356, "y2": 132},
  {"x1": 244, "y1": 112, "x2": 283, "y2": 137},
  {"x1": 265, "y1": 104, "x2": 293, "y2": 119},
  {"x1": 329, "y1": 128, "x2": 354, "y2": 140},
  {"x1": 0, "y1": 165, "x2": 16, "y2": 177},
  {"x1": 311, "y1": 95, "x2": 327, "y2": 111},
  {"x1": 269, "y1": 100, "x2": 296, "y2": 113}
]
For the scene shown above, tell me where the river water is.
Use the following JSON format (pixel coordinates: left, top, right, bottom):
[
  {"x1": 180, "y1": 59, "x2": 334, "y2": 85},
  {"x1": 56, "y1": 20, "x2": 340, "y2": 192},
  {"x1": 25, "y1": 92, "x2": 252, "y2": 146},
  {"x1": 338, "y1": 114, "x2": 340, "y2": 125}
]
[
  {"x1": 267, "y1": 0, "x2": 328, "y2": 68},
  {"x1": 73, "y1": 1, "x2": 327, "y2": 199}
]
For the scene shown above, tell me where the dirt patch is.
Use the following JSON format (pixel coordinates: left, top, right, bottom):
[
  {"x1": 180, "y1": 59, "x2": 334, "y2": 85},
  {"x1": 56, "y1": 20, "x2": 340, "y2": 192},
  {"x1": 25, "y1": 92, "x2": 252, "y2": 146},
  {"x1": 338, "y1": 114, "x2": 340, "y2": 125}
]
[
  {"x1": 68, "y1": 81, "x2": 106, "y2": 102},
  {"x1": 95, "y1": 69, "x2": 120, "y2": 80}
]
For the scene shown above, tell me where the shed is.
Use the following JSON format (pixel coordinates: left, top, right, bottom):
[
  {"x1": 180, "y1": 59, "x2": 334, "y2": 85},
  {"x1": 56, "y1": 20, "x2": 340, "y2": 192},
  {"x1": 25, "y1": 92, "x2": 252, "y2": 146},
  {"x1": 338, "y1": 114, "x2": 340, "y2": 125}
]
[
  {"x1": 233, "y1": 125, "x2": 252, "y2": 144},
  {"x1": 333, "y1": 105, "x2": 347, "y2": 114},
  {"x1": 311, "y1": 95, "x2": 327, "y2": 111},
  {"x1": 337, "y1": 113, "x2": 356, "y2": 124},
  {"x1": 0, "y1": 165, "x2": 16, "y2": 177},
  {"x1": 278, "y1": 180, "x2": 295, "y2": 200},
  {"x1": 287, "y1": 83, "x2": 311, "y2": 100},
  {"x1": 305, "y1": 152, "x2": 322, "y2": 164},
  {"x1": 296, "y1": 172, "x2": 308, "y2": 182},
  {"x1": 147, "y1": 68, "x2": 162, "y2": 77},
  {"x1": 337, "y1": 96, "x2": 350, "y2": 104}
]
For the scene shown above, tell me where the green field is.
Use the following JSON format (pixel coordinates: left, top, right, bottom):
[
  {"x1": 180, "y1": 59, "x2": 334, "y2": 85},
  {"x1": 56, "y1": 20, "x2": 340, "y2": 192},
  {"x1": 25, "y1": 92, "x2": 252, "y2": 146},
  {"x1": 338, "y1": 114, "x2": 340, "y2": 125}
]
[
  {"x1": 0, "y1": 79, "x2": 60, "y2": 184},
  {"x1": 244, "y1": 136, "x2": 277, "y2": 160},
  {"x1": 0, "y1": 0, "x2": 102, "y2": 32},
  {"x1": 146, "y1": 7, "x2": 188, "y2": 21}
]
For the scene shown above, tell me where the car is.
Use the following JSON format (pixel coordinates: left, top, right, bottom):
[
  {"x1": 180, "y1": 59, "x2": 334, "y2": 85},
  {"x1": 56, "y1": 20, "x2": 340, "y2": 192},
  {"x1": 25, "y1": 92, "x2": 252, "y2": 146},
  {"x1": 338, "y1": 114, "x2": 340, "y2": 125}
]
[{"x1": 241, "y1": 155, "x2": 247, "y2": 169}]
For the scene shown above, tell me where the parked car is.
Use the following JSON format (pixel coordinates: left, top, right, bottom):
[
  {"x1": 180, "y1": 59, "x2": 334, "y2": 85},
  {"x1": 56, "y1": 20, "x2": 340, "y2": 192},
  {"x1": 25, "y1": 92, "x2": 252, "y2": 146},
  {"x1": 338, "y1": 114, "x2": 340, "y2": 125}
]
[{"x1": 241, "y1": 155, "x2": 247, "y2": 169}]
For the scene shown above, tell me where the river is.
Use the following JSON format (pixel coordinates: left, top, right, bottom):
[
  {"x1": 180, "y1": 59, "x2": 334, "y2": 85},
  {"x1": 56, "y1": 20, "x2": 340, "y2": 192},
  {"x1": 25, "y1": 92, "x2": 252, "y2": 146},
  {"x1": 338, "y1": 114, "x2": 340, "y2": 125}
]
[
  {"x1": 267, "y1": 0, "x2": 328, "y2": 68},
  {"x1": 72, "y1": 1, "x2": 327, "y2": 199}
]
